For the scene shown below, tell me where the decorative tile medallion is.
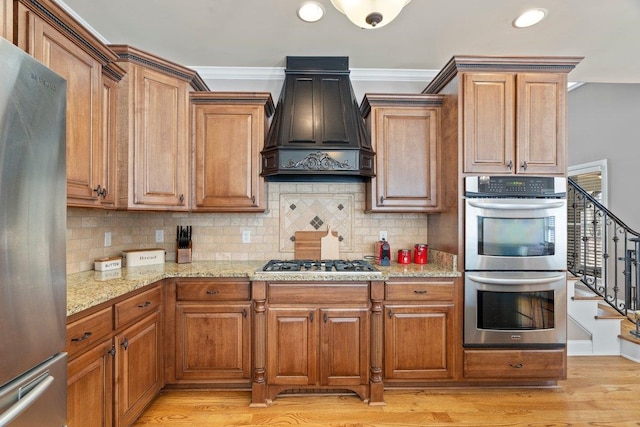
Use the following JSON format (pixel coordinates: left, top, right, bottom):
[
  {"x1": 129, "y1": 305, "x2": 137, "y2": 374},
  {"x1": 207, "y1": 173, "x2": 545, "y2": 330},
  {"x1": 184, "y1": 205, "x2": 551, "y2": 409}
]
[{"x1": 279, "y1": 193, "x2": 354, "y2": 253}]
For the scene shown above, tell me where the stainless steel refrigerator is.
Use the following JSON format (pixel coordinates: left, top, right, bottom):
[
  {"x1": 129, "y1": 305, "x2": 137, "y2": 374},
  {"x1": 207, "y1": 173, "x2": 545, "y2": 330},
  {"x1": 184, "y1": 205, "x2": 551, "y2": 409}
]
[{"x1": 0, "y1": 38, "x2": 67, "y2": 426}]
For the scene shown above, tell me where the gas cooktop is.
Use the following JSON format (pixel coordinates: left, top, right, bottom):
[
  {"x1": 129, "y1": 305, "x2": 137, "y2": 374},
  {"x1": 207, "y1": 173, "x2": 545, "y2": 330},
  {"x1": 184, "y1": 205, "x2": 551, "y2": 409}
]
[{"x1": 261, "y1": 259, "x2": 380, "y2": 274}]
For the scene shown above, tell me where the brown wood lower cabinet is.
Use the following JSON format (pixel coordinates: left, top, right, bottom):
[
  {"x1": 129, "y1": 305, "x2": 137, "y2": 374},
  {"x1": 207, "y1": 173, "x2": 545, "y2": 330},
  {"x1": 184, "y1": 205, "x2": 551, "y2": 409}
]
[
  {"x1": 383, "y1": 278, "x2": 457, "y2": 383},
  {"x1": 67, "y1": 339, "x2": 114, "y2": 427},
  {"x1": 267, "y1": 307, "x2": 369, "y2": 387},
  {"x1": 254, "y1": 282, "x2": 374, "y2": 404},
  {"x1": 170, "y1": 279, "x2": 252, "y2": 385},
  {"x1": 65, "y1": 283, "x2": 163, "y2": 427},
  {"x1": 114, "y1": 310, "x2": 163, "y2": 427},
  {"x1": 463, "y1": 348, "x2": 567, "y2": 380}
]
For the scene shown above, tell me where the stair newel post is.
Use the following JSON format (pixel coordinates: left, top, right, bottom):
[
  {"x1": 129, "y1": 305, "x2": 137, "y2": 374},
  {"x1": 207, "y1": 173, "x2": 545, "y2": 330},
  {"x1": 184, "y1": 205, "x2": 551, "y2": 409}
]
[{"x1": 632, "y1": 238, "x2": 640, "y2": 313}]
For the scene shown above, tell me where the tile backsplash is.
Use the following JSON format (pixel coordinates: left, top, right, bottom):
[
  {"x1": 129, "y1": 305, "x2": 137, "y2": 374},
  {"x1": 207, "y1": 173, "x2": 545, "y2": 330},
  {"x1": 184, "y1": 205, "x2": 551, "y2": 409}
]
[{"x1": 67, "y1": 182, "x2": 429, "y2": 274}]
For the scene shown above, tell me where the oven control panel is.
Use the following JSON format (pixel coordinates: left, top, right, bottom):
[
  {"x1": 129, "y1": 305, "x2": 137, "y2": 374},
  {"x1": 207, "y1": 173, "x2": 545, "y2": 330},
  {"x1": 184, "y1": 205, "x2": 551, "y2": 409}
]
[{"x1": 465, "y1": 176, "x2": 566, "y2": 197}]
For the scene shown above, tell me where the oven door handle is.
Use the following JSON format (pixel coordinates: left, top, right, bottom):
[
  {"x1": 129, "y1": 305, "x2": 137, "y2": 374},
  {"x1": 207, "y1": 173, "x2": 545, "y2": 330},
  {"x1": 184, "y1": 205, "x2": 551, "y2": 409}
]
[
  {"x1": 466, "y1": 274, "x2": 566, "y2": 285},
  {"x1": 466, "y1": 200, "x2": 565, "y2": 210}
]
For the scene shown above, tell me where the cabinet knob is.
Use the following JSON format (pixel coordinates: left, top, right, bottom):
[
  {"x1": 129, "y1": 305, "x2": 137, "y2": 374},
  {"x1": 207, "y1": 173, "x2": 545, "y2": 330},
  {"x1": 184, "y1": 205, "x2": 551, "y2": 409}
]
[
  {"x1": 387, "y1": 309, "x2": 393, "y2": 319},
  {"x1": 121, "y1": 337, "x2": 129, "y2": 351},
  {"x1": 507, "y1": 160, "x2": 513, "y2": 170},
  {"x1": 251, "y1": 195, "x2": 256, "y2": 205},
  {"x1": 520, "y1": 161, "x2": 528, "y2": 171},
  {"x1": 309, "y1": 312, "x2": 314, "y2": 322},
  {"x1": 108, "y1": 345, "x2": 116, "y2": 357},
  {"x1": 379, "y1": 196, "x2": 385, "y2": 205},
  {"x1": 323, "y1": 313, "x2": 328, "y2": 323},
  {"x1": 179, "y1": 194, "x2": 185, "y2": 204}
]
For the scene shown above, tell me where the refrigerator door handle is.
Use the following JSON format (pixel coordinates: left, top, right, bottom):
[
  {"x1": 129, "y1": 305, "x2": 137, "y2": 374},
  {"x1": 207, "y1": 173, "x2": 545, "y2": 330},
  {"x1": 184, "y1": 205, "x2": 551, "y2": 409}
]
[{"x1": 0, "y1": 373, "x2": 54, "y2": 426}]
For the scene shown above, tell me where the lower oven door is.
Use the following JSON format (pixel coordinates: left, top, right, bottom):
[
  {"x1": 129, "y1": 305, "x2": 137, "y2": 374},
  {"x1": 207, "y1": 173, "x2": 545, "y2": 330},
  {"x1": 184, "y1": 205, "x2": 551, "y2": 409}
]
[{"x1": 464, "y1": 271, "x2": 567, "y2": 347}]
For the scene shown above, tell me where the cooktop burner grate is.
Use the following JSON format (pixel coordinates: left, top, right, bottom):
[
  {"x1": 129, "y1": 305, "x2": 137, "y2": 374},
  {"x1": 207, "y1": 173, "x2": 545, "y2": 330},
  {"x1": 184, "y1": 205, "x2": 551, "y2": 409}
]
[{"x1": 262, "y1": 259, "x2": 378, "y2": 273}]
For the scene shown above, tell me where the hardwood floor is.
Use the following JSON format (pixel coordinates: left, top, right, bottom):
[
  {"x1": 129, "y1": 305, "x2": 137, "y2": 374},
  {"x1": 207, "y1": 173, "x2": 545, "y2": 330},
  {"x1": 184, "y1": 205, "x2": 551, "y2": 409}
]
[{"x1": 134, "y1": 356, "x2": 640, "y2": 426}]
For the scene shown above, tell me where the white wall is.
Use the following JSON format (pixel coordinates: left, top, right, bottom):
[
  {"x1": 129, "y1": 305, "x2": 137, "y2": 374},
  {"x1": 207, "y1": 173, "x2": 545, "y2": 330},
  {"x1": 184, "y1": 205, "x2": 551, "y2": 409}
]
[{"x1": 568, "y1": 83, "x2": 640, "y2": 230}]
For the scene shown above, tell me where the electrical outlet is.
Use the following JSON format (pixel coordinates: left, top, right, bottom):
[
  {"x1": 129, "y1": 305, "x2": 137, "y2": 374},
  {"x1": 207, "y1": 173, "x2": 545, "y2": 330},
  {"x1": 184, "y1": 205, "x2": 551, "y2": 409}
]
[
  {"x1": 155, "y1": 229, "x2": 164, "y2": 243},
  {"x1": 242, "y1": 230, "x2": 251, "y2": 243},
  {"x1": 104, "y1": 231, "x2": 112, "y2": 247},
  {"x1": 379, "y1": 230, "x2": 388, "y2": 241}
]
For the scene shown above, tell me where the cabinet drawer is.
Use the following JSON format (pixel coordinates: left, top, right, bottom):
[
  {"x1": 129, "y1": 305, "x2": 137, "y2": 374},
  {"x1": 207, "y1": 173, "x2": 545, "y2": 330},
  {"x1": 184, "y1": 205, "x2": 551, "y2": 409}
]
[
  {"x1": 268, "y1": 282, "x2": 369, "y2": 304},
  {"x1": 176, "y1": 280, "x2": 250, "y2": 301},
  {"x1": 463, "y1": 348, "x2": 566, "y2": 379},
  {"x1": 385, "y1": 280, "x2": 454, "y2": 301},
  {"x1": 66, "y1": 307, "x2": 113, "y2": 359},
  {"x1": 115, "y1": 286, "x2": 162, "y2": 328}
]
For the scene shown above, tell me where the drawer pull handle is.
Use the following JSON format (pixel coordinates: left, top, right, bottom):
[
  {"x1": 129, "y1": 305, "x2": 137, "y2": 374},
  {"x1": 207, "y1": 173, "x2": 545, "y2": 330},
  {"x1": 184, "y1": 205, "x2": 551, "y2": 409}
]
[
  {"x1": 121, "y1": 337, "x2": 129, "y2": 350},
  {"x1": 509, "y1": 363, "x2": 523, "y2": 369},
  {"x1": 414, "y1": 290, "x2": 428, "y2": 294},
  {"x1": 138, "y1": 301, "x2": 151, "y2": 308},
  {"x1": 206, "y1": 290, "x2": 220, "y2": 295},
  {"x1": 71, "y1": 331, "x2": 92, "y2": 342}
]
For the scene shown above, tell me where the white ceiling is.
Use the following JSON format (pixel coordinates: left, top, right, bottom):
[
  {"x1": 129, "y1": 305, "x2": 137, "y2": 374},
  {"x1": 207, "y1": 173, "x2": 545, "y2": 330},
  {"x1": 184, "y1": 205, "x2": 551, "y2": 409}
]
[{"x1": 57, "y1": 0, "x2": 640, "y2": 84}]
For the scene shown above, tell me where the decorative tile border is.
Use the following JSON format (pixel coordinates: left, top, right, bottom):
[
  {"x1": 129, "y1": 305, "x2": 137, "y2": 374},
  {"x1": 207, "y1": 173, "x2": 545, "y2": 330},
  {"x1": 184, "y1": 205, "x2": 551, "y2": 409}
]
[{"x1": 279, "y1": 193, "x2": 354, "y2": 253}]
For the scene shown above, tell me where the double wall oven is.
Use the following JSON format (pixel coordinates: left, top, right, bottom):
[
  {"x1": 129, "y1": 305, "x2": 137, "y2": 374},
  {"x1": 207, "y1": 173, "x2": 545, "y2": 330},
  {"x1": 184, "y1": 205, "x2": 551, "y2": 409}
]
[{"x1": 464, "y1": 176, "x2": 568, "y2": 347}]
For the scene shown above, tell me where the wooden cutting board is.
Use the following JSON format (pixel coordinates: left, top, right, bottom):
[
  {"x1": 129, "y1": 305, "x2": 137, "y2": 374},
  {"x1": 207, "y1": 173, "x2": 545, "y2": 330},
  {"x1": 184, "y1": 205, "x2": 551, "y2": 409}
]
[
  {"x1": 294, "y1": 229, "x2": 338, "y2": 259},
  {"x1": 320, "y1": 226, "x2": 340, "y2": 259}
]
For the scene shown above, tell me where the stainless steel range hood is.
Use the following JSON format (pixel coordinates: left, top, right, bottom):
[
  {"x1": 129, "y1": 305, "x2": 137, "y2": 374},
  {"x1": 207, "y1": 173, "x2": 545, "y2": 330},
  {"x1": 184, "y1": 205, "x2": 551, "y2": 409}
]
[{"x1": 261, "y1": 57, "x2": 375, "y2": 181}]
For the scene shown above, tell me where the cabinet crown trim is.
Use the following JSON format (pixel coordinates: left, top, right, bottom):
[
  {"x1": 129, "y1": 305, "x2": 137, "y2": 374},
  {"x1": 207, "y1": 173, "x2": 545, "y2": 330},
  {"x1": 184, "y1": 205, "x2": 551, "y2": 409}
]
[{"x1": 423, "y1": 55, "x2": 583, "y2": 94}]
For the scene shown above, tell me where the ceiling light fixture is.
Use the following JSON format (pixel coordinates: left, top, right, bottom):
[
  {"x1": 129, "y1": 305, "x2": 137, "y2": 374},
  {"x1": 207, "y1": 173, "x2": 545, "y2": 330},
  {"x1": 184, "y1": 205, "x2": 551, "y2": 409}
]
[
  {"x1": 297, "y1": 1, "x2": 325, "y2": 23},
  {"x1": 513, "y1": 8, "x2": 548, "y2": 28},
  {"x1": 330, "y1": 0, "x2": 412, "y2": 29}
]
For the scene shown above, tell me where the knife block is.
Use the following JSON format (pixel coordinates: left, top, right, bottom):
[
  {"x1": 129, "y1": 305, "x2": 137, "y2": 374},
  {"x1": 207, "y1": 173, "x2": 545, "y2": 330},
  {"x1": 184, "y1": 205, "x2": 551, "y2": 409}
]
[{"x1": 176, "y1": 243, "x2": 192, "y2": 264}]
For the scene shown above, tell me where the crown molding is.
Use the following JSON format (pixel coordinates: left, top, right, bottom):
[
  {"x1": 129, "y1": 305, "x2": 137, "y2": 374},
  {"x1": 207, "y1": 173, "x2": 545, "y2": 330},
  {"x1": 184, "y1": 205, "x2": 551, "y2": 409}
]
[{"x1": 190, "y1": 66, "x2": 439, "y2": 83}]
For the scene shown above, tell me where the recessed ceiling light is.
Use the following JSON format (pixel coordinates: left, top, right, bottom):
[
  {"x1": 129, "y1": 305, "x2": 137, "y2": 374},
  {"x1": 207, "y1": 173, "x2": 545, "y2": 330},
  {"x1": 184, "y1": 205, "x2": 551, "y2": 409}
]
[
  {"x1": 513, "y1": 8, "x2": 548, "y2": 28},
  {"x1": 297, "y1": 1, "x2": 325, "y2": 23}
]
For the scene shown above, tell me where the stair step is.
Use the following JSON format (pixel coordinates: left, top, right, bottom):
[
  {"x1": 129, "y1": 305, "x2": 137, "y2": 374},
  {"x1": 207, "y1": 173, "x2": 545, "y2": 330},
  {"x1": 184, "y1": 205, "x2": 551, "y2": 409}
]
[
  {"x1": 572, "y1": 294, "x2": 602, "y2": 301},
  {"x1": 595, "y1": 304, "x2": 625, "y2": 319}
]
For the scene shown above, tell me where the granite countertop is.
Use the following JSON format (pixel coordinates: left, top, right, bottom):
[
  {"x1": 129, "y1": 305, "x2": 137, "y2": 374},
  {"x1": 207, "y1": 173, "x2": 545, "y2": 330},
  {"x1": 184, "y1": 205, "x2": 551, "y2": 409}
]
[{"x1": 67, "y1": 253, "x2": 460, "y2": 317}]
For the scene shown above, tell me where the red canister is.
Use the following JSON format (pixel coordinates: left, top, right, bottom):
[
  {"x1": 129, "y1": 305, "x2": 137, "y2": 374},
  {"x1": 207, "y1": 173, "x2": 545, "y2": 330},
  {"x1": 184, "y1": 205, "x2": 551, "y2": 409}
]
[
  {"x1": 414, "y1": 244, "x2": 428, "y2": 264},
  {"x1": 397, "y1": 249, "x2": 411, "y2": 264}
]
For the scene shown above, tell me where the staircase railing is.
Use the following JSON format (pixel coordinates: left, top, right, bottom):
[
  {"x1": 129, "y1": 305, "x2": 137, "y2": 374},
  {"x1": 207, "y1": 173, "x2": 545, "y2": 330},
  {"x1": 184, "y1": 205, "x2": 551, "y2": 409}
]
[{"x1": 568, "y1": 177, "x2": 640, "y2": 326}]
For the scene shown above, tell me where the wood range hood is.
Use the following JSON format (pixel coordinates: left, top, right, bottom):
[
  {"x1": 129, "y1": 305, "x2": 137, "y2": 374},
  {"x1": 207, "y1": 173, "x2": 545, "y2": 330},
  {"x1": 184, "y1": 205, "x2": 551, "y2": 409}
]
[{"x1": 261, "y1": 56, "x2": 375, "y2": 181}]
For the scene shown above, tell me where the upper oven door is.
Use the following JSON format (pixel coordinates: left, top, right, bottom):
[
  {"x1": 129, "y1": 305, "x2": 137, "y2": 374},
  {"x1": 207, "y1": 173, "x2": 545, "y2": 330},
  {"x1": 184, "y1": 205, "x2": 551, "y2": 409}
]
[{"x1": 465, "y1": 197, "x2": 567, "y2": 271}]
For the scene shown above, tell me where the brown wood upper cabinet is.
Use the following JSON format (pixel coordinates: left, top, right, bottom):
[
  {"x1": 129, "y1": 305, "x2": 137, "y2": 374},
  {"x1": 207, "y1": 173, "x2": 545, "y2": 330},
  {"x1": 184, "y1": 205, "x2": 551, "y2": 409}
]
[
  {"x1": 15, "y1": 0, "x2": 121, "y2": 207},
  {"x1": 361, "y1": 94, "x2": 443, "y2": 212},
  {"x1": 190, "y1": 93, "x2": 274, "y2": 212},
  {"x1": 110, "y1": 45, "x2": 208, "y2": 211},
  {"x1": 462, "y1": 72, "x2": 567, "y2": 175}
]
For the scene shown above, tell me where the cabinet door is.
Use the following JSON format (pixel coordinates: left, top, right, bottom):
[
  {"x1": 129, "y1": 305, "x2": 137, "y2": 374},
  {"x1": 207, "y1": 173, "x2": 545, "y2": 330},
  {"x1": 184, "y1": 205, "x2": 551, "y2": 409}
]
[
  {"x1": 516, "y1": 73, "x2": 567, "y2": 174},
  {"x1": 192, "y1": 104, "x2": 264, "y2": 211},
  {"x1": 319, "y1": 308, "x2": 369, "y2": 386},
  {"x1": 99, "y1": 75, "x2": 118, "y2": 207},
  {"x1": 463, "y1": 73, "x2": 516, "y2": 174},
  {"x1": 132, "y1": 66, "x2": 189, "y2": 209},
  {"x1": 369, "y1": 107, "x2": 440, "y2": 211},
  {"x1": 267, "y1": 308, "x2": 317, "y2": 386},
  {"x1": 28, "y1": 14, "x2": 104, "y2": 206},
  {"x1": 115, "y1": 311, "x2": 162, "y2": 427},
  {"x1": 384, "y1": 304, "x2": 455, "y2": 380},
  {"x1": 175, "y1": 303, "x2": 251, "y2": 382},
  {"x1": 67, "y1": 339, "x2": 114, "y2": 427},
  {"x1": 1, "y1": 0, "x2": 11, "y2": 42}
]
